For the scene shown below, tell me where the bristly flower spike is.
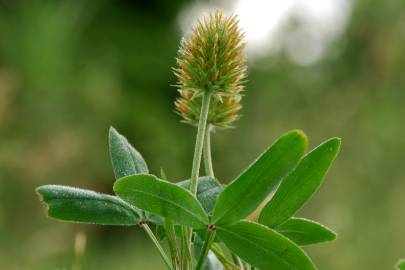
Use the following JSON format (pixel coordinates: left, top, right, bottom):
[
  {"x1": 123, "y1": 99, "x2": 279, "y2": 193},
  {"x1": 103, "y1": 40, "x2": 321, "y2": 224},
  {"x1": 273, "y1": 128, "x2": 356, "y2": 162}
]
[{"x1": 174, "y1": 9, "x2": 247, "y2": 129}]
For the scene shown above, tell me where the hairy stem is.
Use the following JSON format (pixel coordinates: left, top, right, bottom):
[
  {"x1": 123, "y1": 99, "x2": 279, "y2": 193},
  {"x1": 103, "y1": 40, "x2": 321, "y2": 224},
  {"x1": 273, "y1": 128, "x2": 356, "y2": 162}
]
[
  {"x1": 181, "y1": 226, "x2": 193, "y2": 269},
  {"x1": 141, "y1": 223, "x2": 173, "y2": 270},
  {"x1": 203, "y1": 124, "x2": 215, "y2": 178},
  {"x1": 189, "y1": 92, "x2": 212, "y2": 194},
  {"x1": 195, "y1": 230, "x2": 217, "y2": 270},
  {"x1": 164, "y1": 219, "x2": 180, "y2": 269},
  {"x1": 184, "y1": 92, "x2": 212, "y2": 266}
]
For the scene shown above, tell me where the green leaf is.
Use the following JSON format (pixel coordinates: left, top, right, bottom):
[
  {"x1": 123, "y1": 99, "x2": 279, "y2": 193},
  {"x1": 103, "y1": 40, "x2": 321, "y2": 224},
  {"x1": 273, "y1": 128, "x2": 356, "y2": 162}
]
[
  {"x1": 109, "y1": 126, "x2": 148, "y2": 178},
  {"x1": 36, "y1": 185, "x2": 140, "y2": 225},
  {"x1": 259, "y1": 138, "x2": 341, "y2": 228},
  {"x1": 212, "y1": 130, "x2": 308, "y2": 225},
  {"x1": 129, "y1": 177, "x2": 220, "y2": 239},
  {"x1": 178, "y1": 176, "x2": 223, "y2": 214},
  {"x1": 114, "y1": 174, "x2": 209, "y2": 229},
  {"x1": 217, "y1": 220, "x2": 315, "y2": 270},
  {"x1": 397, "y1": 259, "x2": 405, "y2": 270},
  {"x1": 275, "y1": 218, "x2": 336, "y2": 246}
]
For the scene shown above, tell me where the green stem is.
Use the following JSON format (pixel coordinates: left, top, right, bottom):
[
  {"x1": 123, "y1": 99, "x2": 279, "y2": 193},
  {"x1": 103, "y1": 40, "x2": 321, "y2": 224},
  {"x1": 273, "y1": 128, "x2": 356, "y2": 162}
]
[
  {"x1": 181, "y1": 226, "x2": 193, "y2": 269},
  {"x1": 210, "y1": 244, "x2": 240, "y2": 270},
  {"x1": 141, "y1": 223, "x2": 173, "y2": 270},
  {"x1": 185, "y1": 92, "x2": 212, "y2": 266},
  {"x1": 189, "y1": 92, "x2": 212, "y2": 194},
  {"x1": 164, "y1": 219, "x2": 180, "y2": 269},
  {"x1": 232, "y1": 254, "x2": 244, "y2": 270},
  {"x1": 236, "y1": 256, "x2": 245, "y2": 270},
  {"x1": 195, "y1": 230, "x2": 217, "y2": 270},
  {"x1": 203, "y1": 124, "x2": 215, "y2": 178}
]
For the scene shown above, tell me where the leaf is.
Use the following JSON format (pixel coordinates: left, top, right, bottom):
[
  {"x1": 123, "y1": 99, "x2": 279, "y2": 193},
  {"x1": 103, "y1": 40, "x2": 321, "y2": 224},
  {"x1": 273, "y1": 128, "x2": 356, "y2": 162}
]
[
  {"x1": 178, "y1": 176, "x2": 223, "y2": 213},
  {"x1": 109, "y1": 126, "x2": 148, "y2": 178},
  {"x1": 36, "y1": 185, "x2": 140, "y2": 225},
  {"x1": 179, "y1": 177, "x2": 223, "y2": 242},
  {"x1": 212, "y1": 130, "x2": 308, "y2": 225},
  {"x1": 114, "y1": 174, "x2": 209, "y2": 229},
  {"x1": 275, "y1": 218, "x2": 336, "y2": 246},
  {"x1": 145, "y1": 212, "x2": 165, "y2": 225},
  {"x1": 217, "y1": 220, "x2": 316, "y2": 270},
  {"x1": 259, "y1": 138, "x2": 341, "y2": 228},
  {"x1": 133, "y1": 177, "x2": 220, "y2": 240}
]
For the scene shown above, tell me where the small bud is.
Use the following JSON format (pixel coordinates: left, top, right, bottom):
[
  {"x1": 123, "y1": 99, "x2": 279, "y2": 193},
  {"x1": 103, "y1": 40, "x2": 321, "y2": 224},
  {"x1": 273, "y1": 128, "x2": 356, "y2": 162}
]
[{"x1": 174, "y1": 9, "x2": 247, "y2": 128}]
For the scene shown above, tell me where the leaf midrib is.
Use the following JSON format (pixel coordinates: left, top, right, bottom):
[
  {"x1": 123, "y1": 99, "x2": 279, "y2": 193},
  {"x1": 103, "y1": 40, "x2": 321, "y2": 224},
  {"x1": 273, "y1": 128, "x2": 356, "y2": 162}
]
[
  {"x1": 198, "y1": 186, "x2": 222, "y2": 199},
  {"x1": 265, "y1": 151, "x2": 332, "y2": 226},
  {"x1": 276, "y1": 229, "x2": 313, "y2": 235},
  {"x1": 215, "y1": 150, "x2": 290, "y2": 223},
  {"x1": 122, "y1": 135, "x2": 141, "y2": 173},
  {"x1": 121, "y1": 186, "x2": 207, "y2": 225},
  {"x1": 49, "y1": 195, "x2": 140, "y2": 217},
  {"x1": 218, "y1": 224, "x2": 301, "y2": 270}
]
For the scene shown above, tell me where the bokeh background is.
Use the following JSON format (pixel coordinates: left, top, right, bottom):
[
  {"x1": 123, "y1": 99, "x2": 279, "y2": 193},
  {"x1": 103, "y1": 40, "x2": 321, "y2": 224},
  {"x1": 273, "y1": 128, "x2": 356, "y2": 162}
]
[{"x1": 0, "y1": 0, "x2": 404, "y2": 269}]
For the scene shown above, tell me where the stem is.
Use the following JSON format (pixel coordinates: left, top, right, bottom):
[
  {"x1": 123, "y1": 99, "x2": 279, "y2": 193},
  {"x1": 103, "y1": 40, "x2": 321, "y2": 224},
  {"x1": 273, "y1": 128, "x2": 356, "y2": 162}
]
[
  {"x1": 210, "y1": 244, "x2": 241, "y2": 270},
  {"x1": 236, "y1": 257, "x2": 245, "y2": 270},
  {"x1": 185, "y1": 92, "x2": 212, "y2": 265},
  {"x1": 164, "y1": 219, "x2": 180, "y2": 269},
  {"x1": 181, "y1": 226, "x2": 193, "y2": 269},
  {"x1": 203, "y1": 124, "x2": 215, "y2": 178},
  {"x1": 161, "y1": 168, "x2": 180, "y2": 269},
  {"x1": 232, "y1": 254, "x2": 245, "y2": 270},
  {"x1": 141, "y1": 223, "x2": 173, "y2": 270},
  {"x1": 189, "y1": 92, "x2": 212, "y2": 194},
  {"x1": 195, "y1": 230, "x2": 217, "y2": 270}
]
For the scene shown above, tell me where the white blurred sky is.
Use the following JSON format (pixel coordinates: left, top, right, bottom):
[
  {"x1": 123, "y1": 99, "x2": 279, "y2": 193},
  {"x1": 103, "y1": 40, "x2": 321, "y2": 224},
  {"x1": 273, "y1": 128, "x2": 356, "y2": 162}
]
[{"x1": 178, "y1": 0, "x2": 352, "y2": 66}]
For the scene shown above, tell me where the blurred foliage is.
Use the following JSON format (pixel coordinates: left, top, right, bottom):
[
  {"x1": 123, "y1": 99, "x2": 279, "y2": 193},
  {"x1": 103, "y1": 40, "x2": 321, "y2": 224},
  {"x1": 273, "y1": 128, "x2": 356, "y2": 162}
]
[{"x1": 0, "y1": 0, "x2": 404, "y2": 269}]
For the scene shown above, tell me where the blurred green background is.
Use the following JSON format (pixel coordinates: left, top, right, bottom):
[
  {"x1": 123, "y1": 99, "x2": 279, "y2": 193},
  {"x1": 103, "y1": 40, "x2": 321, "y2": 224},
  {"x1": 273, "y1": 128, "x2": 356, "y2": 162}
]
[{"x1": 0, "y1": 0, "x2": 404, "y2": 269}]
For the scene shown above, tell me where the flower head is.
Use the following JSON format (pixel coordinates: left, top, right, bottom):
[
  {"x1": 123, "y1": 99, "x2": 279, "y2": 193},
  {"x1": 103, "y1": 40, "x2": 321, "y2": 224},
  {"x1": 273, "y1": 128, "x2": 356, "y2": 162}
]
[{"x1": 174, "y1": 9, "x2": 247, "y2": 128}]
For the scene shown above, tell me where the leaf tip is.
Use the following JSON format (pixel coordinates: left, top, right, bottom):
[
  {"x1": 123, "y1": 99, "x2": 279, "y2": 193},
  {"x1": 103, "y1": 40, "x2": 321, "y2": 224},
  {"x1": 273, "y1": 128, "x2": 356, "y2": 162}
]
[
  {"x1": 35, "y1": 186, "x2": 45, "y2": 201},
  {"x1": 326, "y1": 228, "x2": 338, "y2": 242},
  {"x1": 35, "y1": 186, "x2": 51, "y2": 216},
  {"x1": 331, "y1": 136, "x2": 342, "y2": 145},
  {"x1": 35, "y1": 185, "x2": 51, "y2": 202},
  {"x1": 292, "y1": 129, "x2": 307, "y2": 138},
  {"x1": 108, "y1": 126, "x2": 119, "y2": 139},
  {"x1": 330, "y1": 232, "x2": 338, "y2": 241},
  {"x1": 288, "y1": 129, "x2": 308, "y2": 145},
  {"x1": 326, "y1": 137, "x2": 342, "y2": 155}
]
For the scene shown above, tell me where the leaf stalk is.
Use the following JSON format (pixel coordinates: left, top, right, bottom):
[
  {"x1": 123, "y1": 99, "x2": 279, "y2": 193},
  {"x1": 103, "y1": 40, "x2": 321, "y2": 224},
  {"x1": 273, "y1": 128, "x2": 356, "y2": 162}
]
[
  {"x1": 141, "y1": 223, "x2": 173, "y2": 270},
  {"x1": 195, "y1": 229, "x2": 217, "y2": 270}
]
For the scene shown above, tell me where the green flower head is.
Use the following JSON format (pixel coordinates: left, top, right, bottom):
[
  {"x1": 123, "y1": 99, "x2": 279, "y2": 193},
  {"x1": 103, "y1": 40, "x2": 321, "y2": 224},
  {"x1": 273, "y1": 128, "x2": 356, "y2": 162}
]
[{"x1": 174, "y1": 9, "x2": 247, "y2": 128}]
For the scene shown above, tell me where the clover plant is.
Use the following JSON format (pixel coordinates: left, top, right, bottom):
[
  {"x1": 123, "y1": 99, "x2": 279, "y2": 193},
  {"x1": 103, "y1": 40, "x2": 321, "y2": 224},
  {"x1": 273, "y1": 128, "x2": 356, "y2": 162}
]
[{"x1": 36, "y1": 10, "x2": 341, "y2": 270}]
